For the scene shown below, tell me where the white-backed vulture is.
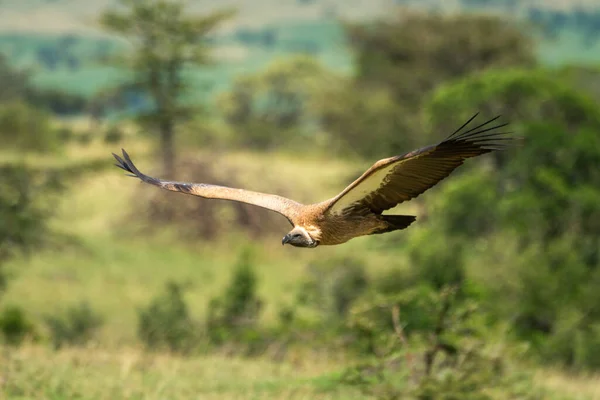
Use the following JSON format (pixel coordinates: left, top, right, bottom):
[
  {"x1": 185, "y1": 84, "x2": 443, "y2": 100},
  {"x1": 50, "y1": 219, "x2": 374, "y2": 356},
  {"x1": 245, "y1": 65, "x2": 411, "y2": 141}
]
[{"x1": 113, "y1": 113, "x2": 514, "y2": 248}]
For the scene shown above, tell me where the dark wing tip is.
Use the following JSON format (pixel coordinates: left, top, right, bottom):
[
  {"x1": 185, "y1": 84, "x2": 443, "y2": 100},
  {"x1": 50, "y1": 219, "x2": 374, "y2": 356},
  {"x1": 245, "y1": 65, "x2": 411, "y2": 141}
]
[
  {"x1": 444, "y1": 114, "x2": 519, "y2": 152},
  {"x1": 112, "y1": 151, "x2": 134, "y2": 175},
  {"x1": 111, "y1": 149, "x2": 157, "y2": 184}
]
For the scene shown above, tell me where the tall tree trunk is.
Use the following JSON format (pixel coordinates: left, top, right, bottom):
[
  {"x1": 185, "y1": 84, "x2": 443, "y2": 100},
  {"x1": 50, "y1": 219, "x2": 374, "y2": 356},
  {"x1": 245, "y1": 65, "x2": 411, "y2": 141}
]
[{"x1": 160, "y1": 118, "x2": 175, "y2": 178}]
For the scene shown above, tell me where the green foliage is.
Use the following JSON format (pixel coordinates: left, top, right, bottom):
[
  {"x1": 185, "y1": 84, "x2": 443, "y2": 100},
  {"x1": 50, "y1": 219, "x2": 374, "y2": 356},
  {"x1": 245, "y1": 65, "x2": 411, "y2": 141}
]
[
  {"x1": 366, "y1": 237, "x2": 478, "y2": 352},
  {"x1": 0, "y1": 164, "x2": 63, "y2": 263},
  {"x1": 0, "y1": 150, "x2": 65, "y2": 308},
  {"x1": 558, "y1": 65, "x2": 600, "y2": 102},
  {"x1": 296, "y1": 256, "x2": 369, "y2": 321},
  {"x1": 103, "y1": 125, "x2": 124, "y2": 144},
  {"x1": 137, "y1": 281, "x2": 197, "y2": 354},
  {"x1": 55, "y1": 126, "x2": 75, "y2": 144},
  {"x1": 406, "y1": 230, "x2": 467, "y2": 293},
  {"x1": 317, "y1": 83, "x2": 413, "y2": 158},
  {"x1": 0, "y1": 53, "x2": 88, "y2": 116},
  {"x1": 218, "y1": 55, "x2": 342, "y2": 149},
  {"x1": 0, "y1": 305, "x2": 36, "y2": 346},
  {"x1": 347, "y1": 11, "x2": 535, "y2": 102},
  {"x1": 76, "y1": 131, "x2": 94, "y2": 146},
  {"x1": 25, "y1": 88, "x2": 88, "y2": 116},
  {"x1": 205, "y1": 249, "x2": 266, "y2": 354},
  {"x1": 318, "y1": 11, "x2": 535, "y2": 158},
  {"x1": 0, "y1": 54, "x2": 30, "y2": 103},
  {"x1": 99, "y1": 0, "x2": 234, "y2": 175},
  {"x1": 0, "y1": 101, "x2": 61, "y2": 153},
  {"x1": 206, "y1": 250, "x2": 262, "y2": 345},
  {"x1": 342, "y1": 288, "x2": 543, "y2": 399},
  {"x1": 348, "y1": 285, "x2": 441, "y2": 355},
  {"x1": 44, "y1": 301, "x2": 104, "y2": 349},
  {"x1": 422, "y1": 67, "x2": 600, "y2": 370}
]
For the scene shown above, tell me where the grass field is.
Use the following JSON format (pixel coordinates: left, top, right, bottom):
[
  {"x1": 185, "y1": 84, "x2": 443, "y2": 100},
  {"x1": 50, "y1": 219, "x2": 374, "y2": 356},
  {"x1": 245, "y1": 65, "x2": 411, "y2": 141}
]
[
  {"x1": 2, "y1": 345, "x2": 365, "y2": 399},
  {"x1": 2, "y1": 345, "x2": 598, "y2": 399},
  {"x1": 1, "y1": 132, "x2": 600, "y2": 399}
]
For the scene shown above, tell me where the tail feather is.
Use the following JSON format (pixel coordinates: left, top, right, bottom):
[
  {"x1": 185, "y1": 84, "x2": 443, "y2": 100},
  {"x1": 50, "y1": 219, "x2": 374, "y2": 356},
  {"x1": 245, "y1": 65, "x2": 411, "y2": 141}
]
[{"x1": 372, "y1": 215, "x2": 417, "y2": 235}]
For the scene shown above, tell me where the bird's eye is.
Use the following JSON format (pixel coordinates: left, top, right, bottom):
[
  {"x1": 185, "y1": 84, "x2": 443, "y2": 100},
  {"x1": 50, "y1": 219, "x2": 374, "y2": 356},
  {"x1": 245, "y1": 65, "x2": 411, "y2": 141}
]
[{"x1": 293, "y1": 233, "x2": 302, "y2": 238}]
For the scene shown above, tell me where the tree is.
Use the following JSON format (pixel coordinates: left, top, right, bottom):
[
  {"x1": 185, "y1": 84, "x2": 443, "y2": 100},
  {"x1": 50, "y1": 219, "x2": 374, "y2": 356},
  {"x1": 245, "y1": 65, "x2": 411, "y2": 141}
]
[
  {"x1": 420, "y1": 68, "x2": 600, "y2": 369},
  {"x1": 0, "y1": 164, "x2": 64, "y2": 299},
  {"x1": 0, "y1": 101, "x2": 61, "y2": 153},
  {"x1": 318, "y1": 11, "x2": 536, "y2": 158},
  {"x1": 0, "y1": 54, "x2": 30, "y2": 104},
  {"x1": 99, "y1": 0, "x2": 233, "y2": 176},
  {"x1": 347, "y1": 11, "x2": 535, "y2": 107},
  {"x1": 217, "y1": 55, "x2": 342, "y2": 149}
]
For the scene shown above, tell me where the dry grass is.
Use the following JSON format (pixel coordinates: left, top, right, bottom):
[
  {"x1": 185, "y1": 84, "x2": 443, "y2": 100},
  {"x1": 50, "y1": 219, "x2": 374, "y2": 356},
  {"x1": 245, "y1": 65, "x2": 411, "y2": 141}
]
[
  {"x1": 1, "y1": 345, "x2": 599, "y2": 399},
  {"x1": 534, "y1": 369, "x2": 600, "y2": 400},
  {"x1": 0, "y1": 345, "x2": 363, "y2": 400}
]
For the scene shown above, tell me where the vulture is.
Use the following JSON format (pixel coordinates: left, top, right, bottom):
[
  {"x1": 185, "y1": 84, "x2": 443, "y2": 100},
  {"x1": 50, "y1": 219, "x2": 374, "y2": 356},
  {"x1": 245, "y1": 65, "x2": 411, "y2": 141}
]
[{"x1": 113, "y1": 113, "x2": 513, "y2": 248}]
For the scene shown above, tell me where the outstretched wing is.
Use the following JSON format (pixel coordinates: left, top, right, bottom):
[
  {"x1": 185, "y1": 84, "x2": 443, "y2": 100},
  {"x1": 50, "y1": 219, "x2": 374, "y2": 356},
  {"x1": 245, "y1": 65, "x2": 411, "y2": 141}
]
[
  {"x1": 324, "y1": 113, "x2": 515, "y2": 216},
  {"x1": 113, "y1": 149, "x2": 302, "y2": 224}
]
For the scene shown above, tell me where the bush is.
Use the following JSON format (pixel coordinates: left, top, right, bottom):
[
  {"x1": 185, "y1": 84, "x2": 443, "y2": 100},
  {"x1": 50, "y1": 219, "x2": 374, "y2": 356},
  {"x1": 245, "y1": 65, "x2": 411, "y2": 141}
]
[
  {"x1": 217, "y1": 55, "x2": 342, "y2": 151},
  {"x1": 296, "y1": 256, "x2": 369, "y2": 321},
  {"x1": 44, "y1": 301, "x2": 103, "y2": 349},
  {"x1": 342, "y1": 288, "x2": 544, "y2": 399},
  {"x1": 0, "y1": 305, "x2": 36, "y2": 346},
  {"x1": 0, "y1": 266, "x2": 6, "y2": 300},
  {"x1": 424, "y1": 68, "x2": 600, "y2": 369},
  {"x1": 137, "y1": 281, "x2": 197, "y2": 354},
  {"x1": 0, "y1": 101, "x2": 61, "y2": 152},
  {"x1": 0, "y1": 164, "x2": 64, "y2": 262},
  {"x1": 103, "y1": 125, "x2": 124, "y2": 144},
  {"x1": 76, "y1": 131, "x2": 94, "y2": 146},
  {"x1": 55, "y1": 126, "x2": 74, "y2": 144},
  {"x1": 206, "y1": 249, "x2": 263, "y2": 349},
  {"x1": 316, "y1": 11, "x2": 536, "y2": 159}
]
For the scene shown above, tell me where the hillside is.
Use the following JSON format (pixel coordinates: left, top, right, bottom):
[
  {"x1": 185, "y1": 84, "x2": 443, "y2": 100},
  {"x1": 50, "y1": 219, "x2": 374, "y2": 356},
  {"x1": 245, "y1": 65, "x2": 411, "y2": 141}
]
[{"x1": 1, "y1": 0, "x2": 599, "y2": 100}]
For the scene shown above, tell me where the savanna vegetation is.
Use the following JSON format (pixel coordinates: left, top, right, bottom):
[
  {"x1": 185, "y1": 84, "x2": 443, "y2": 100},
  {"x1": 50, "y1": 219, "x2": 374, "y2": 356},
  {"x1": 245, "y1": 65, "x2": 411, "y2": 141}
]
[{"x1": 1, "y1": 0, "x2": 600, "y2": 399}]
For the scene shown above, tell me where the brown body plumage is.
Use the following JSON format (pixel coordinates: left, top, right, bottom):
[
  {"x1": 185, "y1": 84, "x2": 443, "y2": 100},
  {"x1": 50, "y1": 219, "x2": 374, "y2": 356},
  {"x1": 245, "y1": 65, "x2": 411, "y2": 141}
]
[{"x1": 113, "y1": 113, "x2": 514, "y2": 248}]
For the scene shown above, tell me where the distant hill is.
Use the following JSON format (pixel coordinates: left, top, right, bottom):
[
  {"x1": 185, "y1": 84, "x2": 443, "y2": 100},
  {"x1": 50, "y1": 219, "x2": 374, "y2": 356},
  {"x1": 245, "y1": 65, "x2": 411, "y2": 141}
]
[
  {"x1": 0, "y1": 0, "x2": 598, "y2": 103},
  {"x1": 1, "y1": 0, "x2": 599, "y2": 35}
]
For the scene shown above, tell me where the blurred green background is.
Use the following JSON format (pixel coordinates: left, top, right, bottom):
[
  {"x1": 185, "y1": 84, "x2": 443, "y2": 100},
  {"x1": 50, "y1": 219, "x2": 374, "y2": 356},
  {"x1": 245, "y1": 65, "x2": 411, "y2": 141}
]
[{"x1": 0, "y1": 0, "x2": 599, "y2": 399}]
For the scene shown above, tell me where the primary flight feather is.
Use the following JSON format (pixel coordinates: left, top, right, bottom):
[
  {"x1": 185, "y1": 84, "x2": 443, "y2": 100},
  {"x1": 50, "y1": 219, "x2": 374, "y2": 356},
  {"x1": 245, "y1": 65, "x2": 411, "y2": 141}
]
[{"x1": 113, "y1": 113, "x2": 513, "y2": 248}]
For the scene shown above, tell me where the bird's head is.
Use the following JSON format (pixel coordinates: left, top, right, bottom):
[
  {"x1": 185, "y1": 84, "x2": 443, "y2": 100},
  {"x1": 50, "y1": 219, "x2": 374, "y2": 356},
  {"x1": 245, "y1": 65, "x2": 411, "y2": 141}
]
[{"x1": 282, "y1": 227, "x2": 319, "y2": 248}]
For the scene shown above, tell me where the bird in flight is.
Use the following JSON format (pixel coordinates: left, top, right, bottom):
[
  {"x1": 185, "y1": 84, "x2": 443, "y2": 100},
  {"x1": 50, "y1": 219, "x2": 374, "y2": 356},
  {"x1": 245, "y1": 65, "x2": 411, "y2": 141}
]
[{"x1": 113, "y1": 113, "x2": 513, "y2": 248}]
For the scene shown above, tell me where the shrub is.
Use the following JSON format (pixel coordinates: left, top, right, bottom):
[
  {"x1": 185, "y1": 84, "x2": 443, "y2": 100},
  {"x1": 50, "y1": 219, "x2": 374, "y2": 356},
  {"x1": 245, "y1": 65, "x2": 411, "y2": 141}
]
[
  {"x1": 0, "y1": 164, "x2": 64, "y2": 262},
  {"x1": 206, "y1": 249, "x2": 263, "y2": 349},
  {"x1": 103, "y1": 125, "x2": 124, "y2": 144},
  {"x1": 318, "y1": 11, "x2": 535, "y2": 158},
  {"x1": 296, "y1": 257, "x2": 369, "y2": 321},
  {"x1": 342, "y1": 287, "x2": 544, "y2": 399},
  {"x1": 217, "y1": 55, "x2": 341, "y2": 151},
  {"x1": 137, "y1": 281, "x2": 197, "y2": 354},
  {"x1": 0, "y1": 305, "x2": 36, "y2": 346},
  {"x1": 44, "y1": 301, "x2": 103, "y2": 349},
  {"x1": 76, "y1": 131, "x2": 93, "y2": 146},
  {"x1": 55, "y1": 126, "x2": 74, "y2": 144},
  {"x1": 423, "y1": 69, "x2": 600, "y2": 369},
  {"x1": 0, "y1": 101, "x2": 61, "y2": 153}
]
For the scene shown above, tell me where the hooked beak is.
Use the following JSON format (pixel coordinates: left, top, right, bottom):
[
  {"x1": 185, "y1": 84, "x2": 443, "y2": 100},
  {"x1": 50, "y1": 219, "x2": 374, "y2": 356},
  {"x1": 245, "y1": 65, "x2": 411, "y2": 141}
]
[{"x1": 282, "y1": 234, "x2": 291, "y2": 245}]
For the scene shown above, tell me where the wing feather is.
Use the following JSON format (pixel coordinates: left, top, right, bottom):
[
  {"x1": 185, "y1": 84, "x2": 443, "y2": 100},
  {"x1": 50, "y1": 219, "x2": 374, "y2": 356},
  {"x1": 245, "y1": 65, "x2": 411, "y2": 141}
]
[
  {"x1": 112, "y1": 149, "x2": 302, "y2": 224},
  {"x1": 324, "y1": 113, "x2": 516, "y2": 216}
]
